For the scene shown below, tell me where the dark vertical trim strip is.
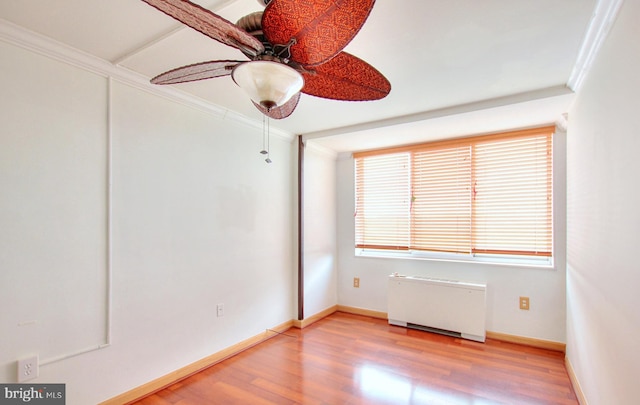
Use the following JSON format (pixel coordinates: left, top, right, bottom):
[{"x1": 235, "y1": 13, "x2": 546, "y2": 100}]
[{"x1": 298, "y1": 135, "x2": 305, "y2": 321}]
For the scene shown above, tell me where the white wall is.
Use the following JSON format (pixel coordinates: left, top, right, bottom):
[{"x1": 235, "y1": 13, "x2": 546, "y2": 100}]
[
  {"x1": 0, "y1": 41, "x2": 110, "y2": 365},
  {"x1": 335, "y1": 131, "x2": 568, "y2": 342},
  {"x1": 302, "y1": 143, "x2": 338, "y2": 317},
  {"x1": 566, "y1": 1, "x2": 640, "y2": 403},
  {"x1": 0, "y1": 40, "x2": 295, "y2": 404}
]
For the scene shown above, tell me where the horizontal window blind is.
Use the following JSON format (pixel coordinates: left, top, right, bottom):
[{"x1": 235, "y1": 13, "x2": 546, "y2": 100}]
[
  {"x1": 411, "y1": 145, "x2": 472, "y2": 254},
  {"x1": 355, "y1": 152, "x2": 410, "y2": 250},
  {"x1": 472, "y1": 134, "x2": 552, "y2": 256},
  {"x1": 354, "y1": 126, "x2": 554, "y2": 258}
]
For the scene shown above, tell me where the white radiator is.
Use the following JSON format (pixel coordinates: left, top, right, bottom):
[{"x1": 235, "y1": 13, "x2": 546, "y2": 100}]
[{"x1": 388, "y1": 274, "x2": 487, "y2": 342}]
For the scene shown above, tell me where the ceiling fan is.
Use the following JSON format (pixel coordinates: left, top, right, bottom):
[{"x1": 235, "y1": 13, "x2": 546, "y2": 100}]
[{"x1": 141, "y1": 0, "x2": 391, "y2": 119}]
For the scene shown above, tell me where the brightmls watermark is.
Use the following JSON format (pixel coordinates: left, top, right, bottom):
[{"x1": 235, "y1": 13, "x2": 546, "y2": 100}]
[{"x1": 0, "y1": 384, "x2": 65, "y2": 404}]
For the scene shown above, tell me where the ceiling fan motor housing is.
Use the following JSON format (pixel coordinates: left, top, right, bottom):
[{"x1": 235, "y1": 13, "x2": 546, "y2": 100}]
[
  {"x1": 237, "y1": 12, "x2": 272, "y2": 57},
  {"x1": 142, "y1": 0, "x2": 390, "y2": 119}
]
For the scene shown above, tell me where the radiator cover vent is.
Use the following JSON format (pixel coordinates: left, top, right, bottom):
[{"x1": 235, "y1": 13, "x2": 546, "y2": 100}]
[{"x1": 387, "y1": 275, "x2": 487, "y2": 342}]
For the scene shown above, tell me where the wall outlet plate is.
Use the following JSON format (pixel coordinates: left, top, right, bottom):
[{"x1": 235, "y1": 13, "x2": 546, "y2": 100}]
[
  {"x1": 519, "y1": 296, "x2": 530, "y2": 310},
  {"x1": 17, "y1": 355, "x2": 39, "y2": 382}
]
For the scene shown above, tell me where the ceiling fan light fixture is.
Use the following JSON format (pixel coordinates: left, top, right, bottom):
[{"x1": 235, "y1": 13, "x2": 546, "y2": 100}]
[{"x1": 232, "y1": 61, "x2": 304, "y2": 110}]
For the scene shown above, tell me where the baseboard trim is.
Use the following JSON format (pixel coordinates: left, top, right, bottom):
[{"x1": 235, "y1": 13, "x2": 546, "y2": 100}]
[
  {"x1": 336, "y1": 305, "x2": 387, "y2": 320},
  {"x1": 101, "y1": 309, "x2": 567, "y2": 404},
  {"x1": 293, "y1": 305, "x2": 338, "y2": 329},
  {"x1": 99, "y1": 320, "x2": 293, "y2": 405},
  {"x1": 292, "y1": 304, "x2": 388, "y2": 329},
  {"x1": 485, "y1": 331, "x2": 566, "y2": 352},
  {"x1": 335, "y1": 307, "x2": 564, "y2": 352},
  {"x1": 565, "y1": 356, "x2": 588, "y2": 405}
]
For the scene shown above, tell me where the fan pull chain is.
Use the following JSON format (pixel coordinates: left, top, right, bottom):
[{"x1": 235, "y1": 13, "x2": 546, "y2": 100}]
[
  {"x1": 260, "y1": 114, "x2": 268, "y2": 155},
  {"x1": 265, "y1": 117, "x2": 272, "y2": 164},
  {"x1": 259, "y1": 115, "x2": 272, "y2": 163}
]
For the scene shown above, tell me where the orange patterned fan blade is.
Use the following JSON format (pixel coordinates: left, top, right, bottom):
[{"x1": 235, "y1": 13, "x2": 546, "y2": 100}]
[
  {"x1": 301, "y1": 52, "x2": 390, "y2": 101},
  {"x1": 151, "y1": 60, "x2": 242, "y2": 85},
  {"x1": 141, "y1": 0, "x2": 264, "y2": 56},
  {"x1": 252, "y1": 92, "x2": 300, "y2": 119},
  {"x1": 262, "y1": 0, "x2": 375, "y2": 66}
]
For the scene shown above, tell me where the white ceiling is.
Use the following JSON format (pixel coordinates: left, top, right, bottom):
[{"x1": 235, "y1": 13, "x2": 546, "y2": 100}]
[{"x1": 0, "y1": 0, "x2": 597, "y2": 152}]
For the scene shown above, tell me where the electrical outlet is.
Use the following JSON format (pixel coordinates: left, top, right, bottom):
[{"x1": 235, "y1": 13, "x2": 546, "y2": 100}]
[
  {"x1": 17, "y1": 355, "x2": 38, "y2": 382},
  {"x1": 216, "y1": 303, "x2": 224, "y2": 317},
  {"x1": 353, "y1": 277, "x2": 360, "y2": 288},
  {"x1": 519, "y1": 296, "x2": 530, "y2": 310}
]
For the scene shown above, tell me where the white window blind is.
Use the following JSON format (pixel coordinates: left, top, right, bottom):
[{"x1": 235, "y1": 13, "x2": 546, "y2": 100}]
[{"x1": 354, "y1": 127, "x2": 553, "y2": 258}]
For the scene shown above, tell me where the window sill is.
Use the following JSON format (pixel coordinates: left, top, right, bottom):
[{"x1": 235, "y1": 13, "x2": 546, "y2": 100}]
[{"x1": 354, "y1": 249, "x2": 554, "y2": 270}]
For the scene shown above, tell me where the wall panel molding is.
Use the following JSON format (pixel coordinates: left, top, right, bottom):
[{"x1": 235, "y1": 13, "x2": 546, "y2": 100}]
[{"x1": 0, "y1": 19, "x2": 294, "y2": 142}]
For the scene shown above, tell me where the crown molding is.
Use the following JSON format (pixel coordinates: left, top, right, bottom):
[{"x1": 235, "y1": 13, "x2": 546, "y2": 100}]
[
  {"x1": 0, "y1": 18, "x2": 294, "y2": 142},
  {"x1": 567, "y1": 0, "x2": 625, "y2": 92},
  {"x1": 303, "y1": 140, "x2": 339, "y2": 160},
  {"x1": 555, "y1": 112, "x2": 569, "y2": 133},
  {"x1": 336, "y1": 152, "x2": 354, "y2": 161},
  {"x1": 303, "y1": 85, "x2": 573, "y2": 140}
]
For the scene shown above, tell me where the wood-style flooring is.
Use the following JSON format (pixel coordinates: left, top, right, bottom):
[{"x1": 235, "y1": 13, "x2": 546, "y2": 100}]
[{"x1": 132, "y1": 312, "x2": 577, "y2": 404}]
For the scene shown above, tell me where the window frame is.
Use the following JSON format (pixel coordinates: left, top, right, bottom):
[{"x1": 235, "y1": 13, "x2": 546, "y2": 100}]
[{"x1": 353, "y1": 126, "x2": 555, "y2": 267}]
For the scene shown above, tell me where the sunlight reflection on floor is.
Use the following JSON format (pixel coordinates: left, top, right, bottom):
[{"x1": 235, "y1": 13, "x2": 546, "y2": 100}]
[{"x1": 356, "y1": 363, "x2": 497, "y2": 405}]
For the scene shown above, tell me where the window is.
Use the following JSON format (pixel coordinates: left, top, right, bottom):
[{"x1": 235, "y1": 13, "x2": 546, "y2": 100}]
[{"x1": 354, "y1": 127, "x2": 553, "y2": 263}]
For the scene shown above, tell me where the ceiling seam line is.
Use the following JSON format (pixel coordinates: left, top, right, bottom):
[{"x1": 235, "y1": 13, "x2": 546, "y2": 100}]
[{"x1": 111, "y1": 0, "x2": 247, "y2": 66}]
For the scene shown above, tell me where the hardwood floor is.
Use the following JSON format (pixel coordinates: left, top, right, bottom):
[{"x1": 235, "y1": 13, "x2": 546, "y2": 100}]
[{"x1": 132, "y1": 312, "x2": 577, "y2": 405}]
